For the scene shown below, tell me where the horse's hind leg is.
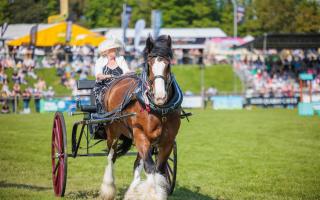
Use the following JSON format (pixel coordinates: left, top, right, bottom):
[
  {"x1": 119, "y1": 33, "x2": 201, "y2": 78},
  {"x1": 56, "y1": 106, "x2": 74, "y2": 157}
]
[{"x1": 100, "y1": 135, "x2": 117, "y2": 200}]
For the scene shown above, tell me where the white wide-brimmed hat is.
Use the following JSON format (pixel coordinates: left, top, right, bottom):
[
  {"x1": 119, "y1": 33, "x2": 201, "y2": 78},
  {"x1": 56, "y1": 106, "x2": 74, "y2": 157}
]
[{"x1": 98, "y1": 36, "x2": 123, "y2": 53}]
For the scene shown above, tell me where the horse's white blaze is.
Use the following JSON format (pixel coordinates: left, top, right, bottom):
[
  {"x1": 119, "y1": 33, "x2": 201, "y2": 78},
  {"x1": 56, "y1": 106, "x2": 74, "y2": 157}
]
[
  {"x1": 152, "y1": 57, "x2": 167, "y2": 105},
  {"x1": 100, "y1": 148, "x2": 116, "y2": 200}
]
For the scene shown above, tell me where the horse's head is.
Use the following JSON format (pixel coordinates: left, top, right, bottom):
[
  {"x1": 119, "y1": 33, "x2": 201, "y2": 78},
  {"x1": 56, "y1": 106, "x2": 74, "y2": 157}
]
[{"x1": 143, "y1": 35, "x2": 173, "y2": 106}]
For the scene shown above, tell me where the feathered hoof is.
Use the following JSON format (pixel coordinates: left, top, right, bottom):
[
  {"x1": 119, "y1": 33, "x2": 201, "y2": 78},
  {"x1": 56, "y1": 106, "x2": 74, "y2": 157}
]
[
  {"x1": 100, "y1": 183, "x2": 116, "y2": 200},
  {"x1": 124, "y1": 174, "x2": 168, "y2": 200}
]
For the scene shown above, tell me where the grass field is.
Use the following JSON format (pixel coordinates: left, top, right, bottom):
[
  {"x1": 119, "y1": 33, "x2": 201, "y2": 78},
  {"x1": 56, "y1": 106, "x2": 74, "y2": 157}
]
[
  {"x1": 172, "y1": 65, "x2": 243, "y2": 93},
  {"x1": 0, "y1": 109, "x2": 319, "y2": 200}
]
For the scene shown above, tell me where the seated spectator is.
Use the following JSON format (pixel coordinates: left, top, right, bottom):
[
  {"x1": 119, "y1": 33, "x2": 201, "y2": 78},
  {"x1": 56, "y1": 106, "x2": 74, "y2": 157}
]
[
  {"x1": 34, "y1": 78, "x2": 47, "y2": 92},
  {"x1": 61, "y1": 74, "x2": 67, "y2": 86},
  {"x1": 66, "y1": 77, "x2": 76, "y2": 90},
  {"x1": 0, "y1": 68, "x2": 5, "y2": 84},
  {"x1": 41, "y1": 56, "x2": 51, "y2": 68},
  {"x1": 56, "y1": 61, "x2": 66, "y2": 76},
  {"x1": 1, "y1": 81, "x2": 11, "y2": 95},
  {"x1": 12, "y1": 71, "x2": 21, "y2": 84},
  {"x1": 44, "y1": 86, "x2": 55, "y2": 99},
  {"x1": 1, "y1": 103, "x2": 9, "y2": 114},
  {"x1": 18, "y1": 69, "x2": 27, "y2": 84},
  {"x1": 23, "y1": 56, "x2": 35, "y2": 69},
  {"x1": 27, "y1": 65, "x2": 37, "y2": 79},
  {"x1": 79, "y1": 71, "x2": 88, "y2": 80}
]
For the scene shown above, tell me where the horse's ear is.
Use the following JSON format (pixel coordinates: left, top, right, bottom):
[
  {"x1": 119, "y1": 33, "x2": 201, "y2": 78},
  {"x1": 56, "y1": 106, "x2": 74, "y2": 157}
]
[
  {"x1": 167, "y1": 35, "x2": 172, "y2": 48},
  {"x1": 145, "y1": 35, "x2": 154, "y2": 53}
]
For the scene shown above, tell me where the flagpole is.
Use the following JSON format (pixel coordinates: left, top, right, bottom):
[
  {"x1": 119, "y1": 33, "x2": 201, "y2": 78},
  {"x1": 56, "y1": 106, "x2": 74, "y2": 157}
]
[
  {"x1": 122, "y1": 4, "x2": 127, "y2": 46},
  {"x1": 231, "y1": 0, "x2": 238, "y2": 93}
]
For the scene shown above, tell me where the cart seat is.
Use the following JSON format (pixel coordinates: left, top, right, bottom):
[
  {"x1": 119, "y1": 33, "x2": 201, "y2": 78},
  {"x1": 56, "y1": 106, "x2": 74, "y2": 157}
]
[
  {"x1": 77, "y1": 80, "x2": 96, "y2": 90},
  {"x1": 77, "y1": 80, "x2": 97, "y2": 113},
  {"x1": 80, "y1": 105, "x2": 97, "y2": 113}
]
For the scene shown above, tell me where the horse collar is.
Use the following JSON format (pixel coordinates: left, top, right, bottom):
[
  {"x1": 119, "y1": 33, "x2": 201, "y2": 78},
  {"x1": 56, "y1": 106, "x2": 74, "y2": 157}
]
[{"x1": 136, "y1": 72, "x2": 184, "y2": 117}]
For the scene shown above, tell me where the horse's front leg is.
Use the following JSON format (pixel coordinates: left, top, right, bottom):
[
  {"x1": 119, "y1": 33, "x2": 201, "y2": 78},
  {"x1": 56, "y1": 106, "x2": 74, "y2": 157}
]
[
  {"x1": 100, "y1": 131, "x2": 117, "y2": 200},
  {"x1": 155, "y1": 143, "x2": 174, "y2": 175},
  {"x1": 125, "y1": 129, "x2": 167, "y2": 200}
]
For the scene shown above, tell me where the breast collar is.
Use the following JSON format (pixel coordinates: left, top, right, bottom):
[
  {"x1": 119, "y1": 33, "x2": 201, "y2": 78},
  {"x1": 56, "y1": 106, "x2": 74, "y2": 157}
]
[{"x1": 135, "y1": 68, "x2": 183, "y2": 116}]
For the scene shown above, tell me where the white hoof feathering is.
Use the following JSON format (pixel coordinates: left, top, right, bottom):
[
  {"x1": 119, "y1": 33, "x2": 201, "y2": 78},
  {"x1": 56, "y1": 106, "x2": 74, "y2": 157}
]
[
  {"x1": 100, "y1": 149, "x2": 116, "y2": 200},
  {"x1": 124, "y1": 173, "x2": 169, "y2": 200}
]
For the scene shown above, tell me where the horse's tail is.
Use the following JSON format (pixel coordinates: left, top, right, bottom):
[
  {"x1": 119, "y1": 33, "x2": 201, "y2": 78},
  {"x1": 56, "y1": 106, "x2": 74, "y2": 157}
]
[{"x1": 116, "y1": 134, "x2": 132, "y2": 157}]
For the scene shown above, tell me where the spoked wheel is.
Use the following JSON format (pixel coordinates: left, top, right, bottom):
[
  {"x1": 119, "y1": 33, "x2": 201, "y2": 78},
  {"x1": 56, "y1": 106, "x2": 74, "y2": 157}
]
[
  {"x1": 166, "y1": 141, "x2": 177, "y2": 195},
  {"x1": 153, "y1": 141, "x2": 177, "y2": 195},
  {"x1": 51, "y1": 111, "x2": 68, "y2": 197}
]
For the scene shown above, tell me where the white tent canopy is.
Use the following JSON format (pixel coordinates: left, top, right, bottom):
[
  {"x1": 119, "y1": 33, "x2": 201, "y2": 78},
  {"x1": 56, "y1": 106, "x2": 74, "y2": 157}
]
[
  {"x1": 92, "y1": 27, "x2": 226, "y2": 39},
  {"x1": 1, "y1": 24, "x2": 53, "y2": 40},
  {"x1": 92, "y1": 27, "x2": 227, "y2": 50}
]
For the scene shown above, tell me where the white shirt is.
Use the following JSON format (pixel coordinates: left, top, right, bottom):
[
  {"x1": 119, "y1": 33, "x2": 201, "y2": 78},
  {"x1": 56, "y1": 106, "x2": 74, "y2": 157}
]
[{"x1": 94, "y1": 56, "x2": 130, "y2": 77}]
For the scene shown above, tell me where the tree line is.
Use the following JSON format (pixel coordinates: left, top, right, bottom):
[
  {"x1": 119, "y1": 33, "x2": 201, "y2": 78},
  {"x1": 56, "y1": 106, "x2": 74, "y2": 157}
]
[{"x1": 0, "y1": 0, "x2": 319, "y2": 37}]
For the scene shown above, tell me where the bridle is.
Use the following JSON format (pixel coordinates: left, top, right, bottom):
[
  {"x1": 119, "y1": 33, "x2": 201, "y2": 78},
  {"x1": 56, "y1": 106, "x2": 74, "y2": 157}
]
[{"x1": 143, "y1": 57, "x2": 173, "y2": 101}]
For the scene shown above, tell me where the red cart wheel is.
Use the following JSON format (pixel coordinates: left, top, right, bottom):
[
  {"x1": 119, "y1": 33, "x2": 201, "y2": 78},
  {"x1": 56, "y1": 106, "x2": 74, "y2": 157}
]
[
  {"x1": 165, "y1": 141, "x2": 177, "y2": 195},
  {"x1": 51, "y1": 111, "x2": 67, "y2": 197}
]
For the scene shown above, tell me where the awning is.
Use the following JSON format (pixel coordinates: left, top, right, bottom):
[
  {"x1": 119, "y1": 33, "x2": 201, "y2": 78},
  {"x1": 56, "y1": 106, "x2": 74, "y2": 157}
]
[
  {"x1": 237, "y1": 33, "x2": 320, "y2": 49},
  {"x1": 6, "y1": 22, "x2": 105, "y2": 47}
]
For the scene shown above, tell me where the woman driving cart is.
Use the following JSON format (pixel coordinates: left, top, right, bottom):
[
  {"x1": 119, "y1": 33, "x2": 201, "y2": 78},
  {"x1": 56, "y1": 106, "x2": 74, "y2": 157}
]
[{"x1": 93, "y1": 37, "x2": 130, "y2": 114}]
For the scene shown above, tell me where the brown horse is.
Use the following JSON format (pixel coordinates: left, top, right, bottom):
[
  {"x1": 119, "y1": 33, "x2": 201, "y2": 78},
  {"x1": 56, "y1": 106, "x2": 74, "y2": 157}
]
[{"x1": 99, "y1": 35, "x2": 181, "y2": 200}]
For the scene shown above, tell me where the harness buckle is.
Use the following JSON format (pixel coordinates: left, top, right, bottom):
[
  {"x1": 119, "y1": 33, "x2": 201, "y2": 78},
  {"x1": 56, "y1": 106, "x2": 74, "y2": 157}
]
[{"x1": 161, "y1": 116, "x2": 167, "y2": 122}]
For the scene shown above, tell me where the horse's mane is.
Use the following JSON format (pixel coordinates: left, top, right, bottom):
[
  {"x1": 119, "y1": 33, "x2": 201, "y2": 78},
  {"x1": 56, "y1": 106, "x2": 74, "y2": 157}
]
[{"x1": 143, "y1": 35, "x2": 173, "y2": 61}]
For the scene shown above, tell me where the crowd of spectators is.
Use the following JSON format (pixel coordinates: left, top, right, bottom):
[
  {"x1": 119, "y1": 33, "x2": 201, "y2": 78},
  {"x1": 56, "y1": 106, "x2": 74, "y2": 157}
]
[
  {"x1": 233, "y1": 49, "x2": 320, "y2": 98},
  {"x1": 0, "y1": 43, "x2": 146, "y2": 113},
  {"x1": 2, "y1": 42, "x2": 319, "y2": 113}
]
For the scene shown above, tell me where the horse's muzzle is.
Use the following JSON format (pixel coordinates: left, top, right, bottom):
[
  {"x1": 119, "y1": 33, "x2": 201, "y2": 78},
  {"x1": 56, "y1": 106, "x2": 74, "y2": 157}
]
[{"x1": 154, "y1": 95, "x2": 167, "y2": 106}]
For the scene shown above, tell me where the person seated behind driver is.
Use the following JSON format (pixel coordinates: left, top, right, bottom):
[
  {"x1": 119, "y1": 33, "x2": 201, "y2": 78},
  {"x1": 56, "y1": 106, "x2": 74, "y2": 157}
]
[{"x1": 93, "y1": 37, "x2": 130, "y2": 114}]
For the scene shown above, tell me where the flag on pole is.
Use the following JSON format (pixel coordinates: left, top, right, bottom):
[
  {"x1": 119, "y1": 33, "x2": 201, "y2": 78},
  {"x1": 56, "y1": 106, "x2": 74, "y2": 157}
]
[
  {"x1": 152, "y1": 10, "x2": 162, "y2": 39},
  {"x1": 237, "y1": 5, "x2": 245, "y2": 24},
  {"x1": 30, "y1": 24, "x2": 38, "y2": 46},
  {"x1": 134, "y1": 19, "x2": 146, "y2": 52},
  {"x1": 122, "y1": 4, "x2": 132, "y2": 46},
  {"x1": 66, "y1": 21, "x2": 72, "y2": 43},
  {"x1": 1, "y1": 22, "x2": 8, "y2": 37}
]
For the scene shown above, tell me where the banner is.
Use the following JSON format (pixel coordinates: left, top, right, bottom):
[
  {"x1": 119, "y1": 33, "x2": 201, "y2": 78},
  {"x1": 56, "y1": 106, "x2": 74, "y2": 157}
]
[
  {"x1": 134, "y1": 19, "x2": 146, "y2": 51},
  {"x1": 121, "y1": 4, "x2": 132, "y2": 45},
  {"x1": 246, "y1": 97, "x2": 299, "y2": 107},
  {"x1": 211, "y1": 96, "x2": 243, "y2": 110},
  {"x1": 151, "y1": 10, "x2": 162, "y2": 39},
  {"x1": 40, "y1": 98, "x2": 91, "y2": 113},
  {"x1": 182, "y1": 96, "x2": 203, "y2": 108}
]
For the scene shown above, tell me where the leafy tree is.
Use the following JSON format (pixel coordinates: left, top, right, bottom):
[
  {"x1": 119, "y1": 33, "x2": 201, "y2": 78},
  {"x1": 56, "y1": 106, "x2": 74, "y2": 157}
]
[
  {"x1": 0, "y1": 0, "x2": 58, "y2": 24},
  {"x1": 0, "y1": 0, "x2": 319, "y2": 37},
  {"x1": 294, "y1": 0, "x2": 320, "y2": 33},
  {"x1": 82, "y1": 0, "x2": 123, "y2": 27}
]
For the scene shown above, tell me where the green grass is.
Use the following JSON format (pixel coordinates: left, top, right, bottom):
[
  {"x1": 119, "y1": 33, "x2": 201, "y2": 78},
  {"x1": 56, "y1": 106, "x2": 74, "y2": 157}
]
[
  {"x1": 172, "y1": 65, "x2": 243, "y2": 94},
  {"x1": 0, "y1": 109, "x2": 319, "y2": 200},
  {"x1": 5, "y1": 68, "x2": 71, "y2": 96}
]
